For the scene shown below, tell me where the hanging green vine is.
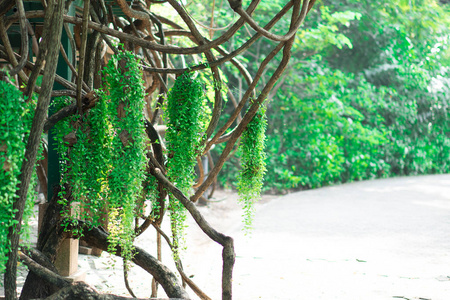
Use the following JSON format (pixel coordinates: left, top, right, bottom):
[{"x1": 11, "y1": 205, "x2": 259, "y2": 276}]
[
  {"x1": 102, "y1": 51, "x2": 148, "y2": 260},
  {"x1": 144, "y1": 174, "x2": 161, "y2": 221},
  {"x1": 237, "y1": 105, "x2": 267, "y2": 232},
  {"x1": 73, "y1": 95, "x2": 112, "y2": 227},
  {"x1": 54, "y1": 51, "x2": 148, "y2": 262},
  {"x1": 54, "y1": 94, "x2": 112, "y2": 237},
  {"x1": 0, "y1": 79, "x2": 38, "y2": 273},
  {"x1": 52, "y1": 96, "x2": 78, "y2": 221},
  {"x1": 165, "y1": 72, "x2": 208, "y2": 254}
]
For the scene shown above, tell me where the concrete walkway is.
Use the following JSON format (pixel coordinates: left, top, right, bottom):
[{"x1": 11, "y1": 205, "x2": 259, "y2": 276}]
[
  {"x1": 4, "y1": 175, "x2": 450, "y2": 299},
  {"x1": 225, "y1": 174, "x2": 450, "y2": 300},
  {"x1": 91, "y1": 174, "x2": 450, "y2": 299}
]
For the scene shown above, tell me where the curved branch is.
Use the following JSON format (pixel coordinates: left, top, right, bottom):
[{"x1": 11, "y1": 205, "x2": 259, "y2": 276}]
[
  {"x1": 200, "y1": 0, "x2": 308, "y2": 153},
  {"x1": 8, "y1": 0, "x2": 260, "y2": 56},
  {"x1": 123, "y1": 260, "x2": 138, "y2": 298},
  {"x1": 232, "y1": 0, "x2": 309, "y2": 42},
  {"x1": 149, "y1": 166, "x2": 235, "y2": 300},
  {"x1": 74, "y1": 221, "x2": 190, "y2": 299},
  {"x1": 193, "y1": 156, "x2": 205, "y2": 189},
  {"x1": 151, "y1": 223, "x2": 212, "y2": 300},
  {"x1": 206, "y1": 151, "x2": 217, "y2": 199},
  {"x1": 116, "y1": 0, "x2": 151, "y2": 22},
  {"x1": 7, "y1": 0, "x2": 29, "y2": 76},
  {"x1": 202, "y1": 41, "x2": 284, "y2": 155},
  {"x1": 194, "y1": 34, "x2": 298, "y2": 202},
  {"x1": 193, "y1": 0, "x2": 314, "y2": 196},
  {"x1": 162, "y1": 29, "x2": 254, "y2": 98},
  {"x1": 18, "y1": 251, "x2": 71, "y2": 288},
  {"x1": 138, "y1": 0, "x2": 295, "y2": 75}
]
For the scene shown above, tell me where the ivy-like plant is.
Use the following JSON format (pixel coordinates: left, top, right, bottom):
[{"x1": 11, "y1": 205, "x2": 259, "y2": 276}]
[
  {"x1": 102, "y1": 51, "x2": 148, "y2": 260},
  {"x1": 0, "y1": 79, "x2": 37, "y2": 273},
  {"x1": 55, "y1": 51, "x2": 148, "y2": 262},
  {"x1": 52, "y1": 96, "x2": 79, "y2": 220},
  {"x1": 237, "y1": 105, "x2": 267, "y2": 231},
  {"x1": 165, "y1": 72, "x2": 207, "y2": 254}
]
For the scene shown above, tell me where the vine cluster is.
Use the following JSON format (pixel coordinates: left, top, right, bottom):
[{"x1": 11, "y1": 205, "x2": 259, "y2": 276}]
[
  {"x1": 237, "y1": 105, "x2": 268, "y2": 232},
  {"x1": 55, "y1": 51, "x2": 149, "y2": 262},
  {"x1": 165, "y1": 72, "x2": 208, "y2": 255},
  {"x1": 0, "y1": 79, "x2": 38, "y2": 273}
]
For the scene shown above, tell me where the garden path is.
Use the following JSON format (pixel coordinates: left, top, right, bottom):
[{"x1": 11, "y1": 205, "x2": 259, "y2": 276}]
[
  {"x1": 3, "y1": 174, "x2": 450, "y2": 300},
  {"x1": 85, "y1": 174, "x2": 450, "y2": 299}
]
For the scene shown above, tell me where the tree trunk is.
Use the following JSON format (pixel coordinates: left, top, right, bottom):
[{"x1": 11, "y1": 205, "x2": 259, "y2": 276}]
[
  {"x1": 4, "y1": 1, "x2": 65, "y2": 299},
  {"x1": 19, "y1": 186, "x2": 69, "y2": 300}
]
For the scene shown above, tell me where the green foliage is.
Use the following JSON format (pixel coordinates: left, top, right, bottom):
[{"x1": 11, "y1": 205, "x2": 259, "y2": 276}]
[
  {"x1": 103, "y1": 51, "x2": 148, "y2": 260},
  {"x1": 55, "y1": 51, "x2": 148, "y2": 262},
  {"x1": 54, "y1": 93, "x2": 113, "y2": 232},
  {"x1": 237, "y1": 106, "x2": 267, "y2": 231},
  {"x1": 165, "y1": 72, "x2": 207, "y2": 253},
  {"x1": 76, "y1": 93, "x2": 111, "y2": 226},
  {"x1": 52, "y1": 97, "x2": 77, "y2": 216},
  {"x1": 217, "y1": 0, "x2": 450, "y2": 193},
  {"x1": 298, "y1": 7, "x2": 361, "y2": 51},
  {"x1": 256, "y1": 66, "x2": 391, "y2": 190},
  {"x1": 0, "y1": 79, "x2": 38, "y2": 273}
]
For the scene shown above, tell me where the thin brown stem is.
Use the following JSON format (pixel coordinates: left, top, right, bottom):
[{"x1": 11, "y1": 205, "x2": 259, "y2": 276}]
[
  {"x1": 150, "y1": 224, "x2": 212, "y2": 300},
  {"x1": 7, "y1": 0, "x2": 28, "y2": 76},
  {"x1": 150, "y1": 167, "x2": 234, "y2": 300},
  {"x1": 76, "y1": 0, "x2": 90, "y2": 114},
  {"x1": 59, "y1": 43, "x2": 89, "y2": 91},
  {"x1": 123, "y1": 260, "x2": 138, "y2": 298},
  {"x1": 0, "y1": 18, "x2": 28, "y2": 82}
]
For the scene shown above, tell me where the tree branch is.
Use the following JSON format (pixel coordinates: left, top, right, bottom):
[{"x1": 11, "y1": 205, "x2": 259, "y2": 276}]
[
  {"x1": 18, "y1": 251, "x2": 71, "y2": 288},
  {"x1": 70, "y1": 221, "x2": 190, "y2": 299},
  {"x1": 149, "y1": 167, "x2": 235, "y2": 300},
  {"x1": 4, "y1": 1, "x2": 65, "y2": 298}
]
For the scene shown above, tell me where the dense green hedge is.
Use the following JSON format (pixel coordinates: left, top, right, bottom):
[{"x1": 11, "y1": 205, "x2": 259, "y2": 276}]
[
  {"x1": 219, "y1": 63, "x2": 450, "y2": 192},
  {"x1": 216, "y1": 0, "x2": 450, "y2": 193}
]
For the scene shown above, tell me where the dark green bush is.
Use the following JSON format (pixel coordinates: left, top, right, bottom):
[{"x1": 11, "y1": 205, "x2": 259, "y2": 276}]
[{"x1": 216, "y1": 0, "x2": 450, "y2": 193}]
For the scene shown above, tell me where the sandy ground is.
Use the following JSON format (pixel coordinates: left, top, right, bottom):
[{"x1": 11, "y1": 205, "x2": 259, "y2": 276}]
[{"x1": 2, "y1": 174, "x2": 450, "y2": 299}]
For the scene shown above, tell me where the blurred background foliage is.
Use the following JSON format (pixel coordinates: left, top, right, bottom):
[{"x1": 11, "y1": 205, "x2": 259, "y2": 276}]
[{"x1": 183, "y1": 0, "x2": 450, "y2": 192}]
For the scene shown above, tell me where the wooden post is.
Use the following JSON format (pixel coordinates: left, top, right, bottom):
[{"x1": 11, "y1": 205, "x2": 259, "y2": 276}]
[{"x1": 38, "y1": 202, "x2": 85, "y2": 281}]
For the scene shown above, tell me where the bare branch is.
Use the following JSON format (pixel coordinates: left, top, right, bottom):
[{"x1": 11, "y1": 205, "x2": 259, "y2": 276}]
[
  {"x1": 231, "y1": 0, "x2": 309, "y2": 42},
  {"x1": 76, "y1": 0, "x2": 90, "y2": 114},
  {"x1": 149, "y1": 167, "x2": 235, "y2": 300},
  {"x1": 6, "y1": 0, "x2": 29, "y2": 76},
  {"x1": 18, "y1": 251, "x2": 71, "y2": 288}
]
